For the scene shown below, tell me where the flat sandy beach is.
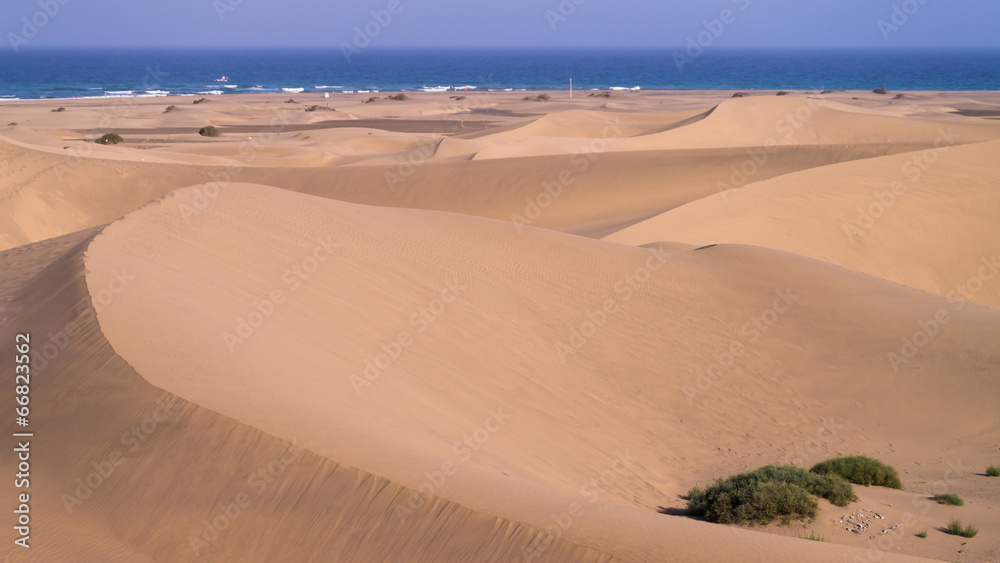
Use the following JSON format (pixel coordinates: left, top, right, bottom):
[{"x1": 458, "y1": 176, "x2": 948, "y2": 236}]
[{"x1": 2, "y1": 89, "x2": 999, "y2": 562}]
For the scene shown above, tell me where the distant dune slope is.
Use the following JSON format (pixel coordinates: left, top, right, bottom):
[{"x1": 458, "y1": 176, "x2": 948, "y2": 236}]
[
  {"x1": 82, "y1": 183, "x2": 1000, "y2": 561},
  {"x1": 605, "y1": 139, "x2": 1000, "y2": 309},
  {"x1": 0, "y1": 133, "x2": 920, "y2": 249},
  {"x1": 468, "y1": 97, "x2": 1000, "y2": 159}
]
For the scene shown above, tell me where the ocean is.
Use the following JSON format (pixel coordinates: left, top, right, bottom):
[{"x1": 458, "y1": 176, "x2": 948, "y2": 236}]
[{"x1": 1, "y1": 47, "x2": 998, "y2": 101}]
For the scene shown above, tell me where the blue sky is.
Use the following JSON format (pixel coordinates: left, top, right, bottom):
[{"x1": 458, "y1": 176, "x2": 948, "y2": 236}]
[{"x1": 5, "y1": 0, "x2": 999, "y2": 48}]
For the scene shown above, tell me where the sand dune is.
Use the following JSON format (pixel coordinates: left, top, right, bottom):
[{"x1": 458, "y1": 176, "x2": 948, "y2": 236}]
[
  {"x1": 467, "y1": 97, "x2": 1000, "y2": 159},
  {"x1": 605, "y1": 139, "x2": 1000, "y2": 309},
  {"x1": 0, "y1": 230, "x2": 610, "y2": 563}
]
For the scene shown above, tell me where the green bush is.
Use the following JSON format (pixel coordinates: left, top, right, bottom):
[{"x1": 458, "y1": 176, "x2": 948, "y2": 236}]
[
  {"x1": 810, "y1": 456, "x2": 902, "y2": 489},
  {"x1": 387, "y1": 93, "x2": 408, "y2": 101},
  {"x1": 986, "y1": 465, "x2": 1000, "y2": 477},
  {"x1": 95, "y1": 133, "x2": 123, "y2": 145},
  {"x1": 915, "y1": 530, "x2": 927, "y2": 538},
  {"x1": 932, "y1": 494, "x2": 963, "y2": 506},
  {"x1": 687, "y1": 465, "x2": 856, "y2": 526},
  {"x1": 945, "y1": 519, "x2": 978, "y2": 538},
  {"x1": 198, "y1": 125, "x2": 220, "y2": 137}
]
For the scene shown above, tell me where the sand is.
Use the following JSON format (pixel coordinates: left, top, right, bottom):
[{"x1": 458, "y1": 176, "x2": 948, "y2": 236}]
[{"x1": 2, "y1": 90, "x2": 999, "y2": 562}]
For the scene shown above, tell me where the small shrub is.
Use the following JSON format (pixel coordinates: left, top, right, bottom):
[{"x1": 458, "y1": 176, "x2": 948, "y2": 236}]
[
  {"x1": 523, "y1": 93, "x2": 551, "y2": 102},
  {"x1": 776, "y1": 91, "x2": 790, "y2": 96},
  {"x1": 820, "y1": 90, "x2": 834, "y2": 94},
  {"x1": 163, "y1": 105, "x2": 177, "y2": 113},
  {"x1": 365, "y1": 96, "x2": 379, "y2": 104},
  {"x1": 798, "y1": 530, "x2": 827, "y2": 542},
  {"x1": 893, "y1": 93, "x2": 905, "y2": 100},
  {"x1": 732, "y1": 92, "x2": 747, "y2": 98},
  {"x1": 387, "y1": 93, "x2": 408, "y2": 101},
  {"x1": 915, "y1": 530, "x2": 927, "y2": 538},
  {"x1": 932, "y1": 493, "x2": 963, "y2": 506},
  {"x1": 874, "y1": 88, "x2": 887, "y2": 95},
  {"x1": 285, "y1": 98, "x2": 297, "y2": 103},
  {"x1": 198, "y1": 126, "x2": 220, "y2": 137},
  {"x1": 95, "y1": 133, "x2": 123, "y2": 145},
  {"x1": 810, "y1": 456, "x2": 902, "y2": 489},
  {"x1": 945, "y1": 519, "x2": 978, "y2": 538},
  {"x1": 193, "y1": 97, "x2": 208, "y2": 104},
  {"x1": 985, "y1": 465, "x2": 999, "y2": 477},
  {"x1": 589, "y1": 91, "x2": 612, "y2": 98},
  {"x1": 52, "y1": 106, "x2": 66, "y2": 112},
  {"x1": 6, "y1": 122, "x2": 16, "y2": 127},
  {"x1": 686, "y1": 465, "x2": 856, "y2": 526},
  {"x1": 449, "y1": 95, "x2": 466, "y2": 100}
]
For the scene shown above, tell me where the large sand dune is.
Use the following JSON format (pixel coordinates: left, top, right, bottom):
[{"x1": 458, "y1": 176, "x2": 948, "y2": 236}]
[
  {"x1": 2, "y1": 91, "x2": 999, "y2": 562},
  {"x1": 605, "y1": 139, "x2": 1000, "y2": 308}
]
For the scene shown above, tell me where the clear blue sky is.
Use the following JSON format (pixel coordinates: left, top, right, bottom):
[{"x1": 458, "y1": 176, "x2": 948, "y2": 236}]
[{"x1": 5, "y1": 0, "x2": 999, "y2": 48}]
